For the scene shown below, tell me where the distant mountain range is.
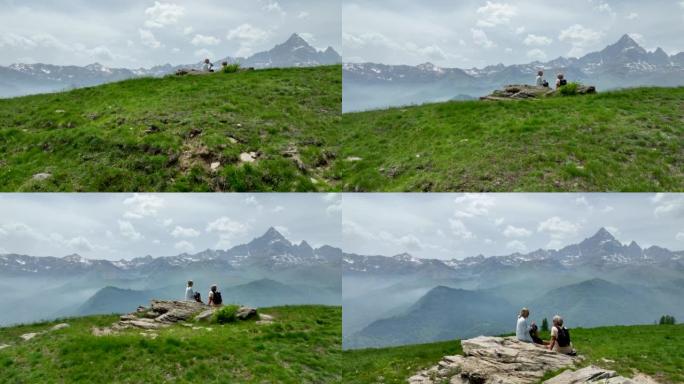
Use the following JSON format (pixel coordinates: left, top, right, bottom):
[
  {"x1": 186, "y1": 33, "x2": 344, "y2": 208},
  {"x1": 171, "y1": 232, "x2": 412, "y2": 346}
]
[
  {"x1": 343, "y1": 228, "x2": 684, "y2": 349},
  {"x1": 343, "y1": 34, "x2": 684, "y2": 111},
  {"x1": 0, "y1": 33, "x2": 341, "y2": 98},
  {"x1": 344, "y1": 228, "x2": 684, "y2": 277},
  {"x1": 0, "y1": 227, "x2": 341, "y2": 326},
  {"x1": 1, "y1": 227, "x2": 341, "y2": 278}
]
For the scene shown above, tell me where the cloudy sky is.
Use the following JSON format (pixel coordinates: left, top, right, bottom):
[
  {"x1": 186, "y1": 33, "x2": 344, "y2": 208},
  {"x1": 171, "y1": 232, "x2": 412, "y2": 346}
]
[
  {"x1": 343, "y1": 0, "x2": 684, "y2": 67},
  {"x1": 343, "y1": 194, "x2": 684, "y2": 260},
  {"x1": 0, "y1": 0, "x2": 340, "y2": 67},
  {"x1": 0, "y1": 193, "x2": 342, "y2": 260}
]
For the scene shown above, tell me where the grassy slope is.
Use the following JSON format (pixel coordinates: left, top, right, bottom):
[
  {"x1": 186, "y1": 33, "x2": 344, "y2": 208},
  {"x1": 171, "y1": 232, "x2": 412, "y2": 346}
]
[
  {"x1": 339, "y1": 87, "x2": 684, "y2": 191},
  {"x1": 0, "y1": 305, "x2": 341, "y2": 384},
  {"x1": 0, "y1": 66, "x2": 341, "y2": 192},
  {"x1": 341, "y1": 324, "x2": 684, "y2": 384}
]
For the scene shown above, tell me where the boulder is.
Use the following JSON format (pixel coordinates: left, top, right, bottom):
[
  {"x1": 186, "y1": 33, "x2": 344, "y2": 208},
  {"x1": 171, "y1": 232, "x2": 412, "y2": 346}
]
[
  {"x1": 480, "y1": 84, "x2": 596, "y2": 101},
  {"x1": 20, "y1": 333, "x2": 39, "y2": 341},
  {"x1": 408, "y1": 336, "x2": 581, "y2": 384},
  {"x1": 50, "y1": 323, "x2": 70, "y2": 331},
  {"x1": 543, "y1": 366, "x2": 657, "y2": 384},
  {"x1": 236, "y1": 306, "x2": 258, "y2": 320},
  {"x1": 32, "y1": 173, "x2": 52, "y2": 181},
  {"x1": 195, "y1": 309, "x2": 215, "y2": 323}
]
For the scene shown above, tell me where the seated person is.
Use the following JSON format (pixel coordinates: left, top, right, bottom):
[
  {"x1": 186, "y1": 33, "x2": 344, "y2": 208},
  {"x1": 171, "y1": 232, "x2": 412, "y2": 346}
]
[
  {"x1": 548, "y1": 315, "x2": 576, "y2": 355},
  {"x1": 556, "y1": 74, "x2": 568, "y2": 88},
  {"x1": 184, "y1": 280, "x2": 194, "y2": 301},
  {"x1": 208, "y1": 284, "x2": 223, "y2": 306},
  {"x1": 516, "y1": 308, "x2": 533, "y2": 343}
]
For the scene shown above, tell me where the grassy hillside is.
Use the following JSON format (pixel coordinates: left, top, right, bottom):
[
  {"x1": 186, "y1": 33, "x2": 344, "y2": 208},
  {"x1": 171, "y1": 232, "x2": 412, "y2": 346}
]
[
  {"x1": 339, "y1": 87, "x2": 684, "y2": 191},
  {"x1": 0, "y1": 305, "x2": 341, "y2": 383},
  {"x1": 0, "y1": 66, "x2": 341, "y2": 192},
  {"x1": 342, "y1": 324, "x2": 684, "y2": 384}
]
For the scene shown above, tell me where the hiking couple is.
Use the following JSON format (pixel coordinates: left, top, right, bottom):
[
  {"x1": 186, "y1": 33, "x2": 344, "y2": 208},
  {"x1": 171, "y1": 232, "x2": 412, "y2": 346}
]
[
  {"x1": 536, "y1": 71, "x2": 568, "y2": 89},
  {"x1": 516, "y1": 307, "x2": 576, "y2": 355},
  {"x1": 184, "y1": 280, "x2": 223, "y2": 306}
]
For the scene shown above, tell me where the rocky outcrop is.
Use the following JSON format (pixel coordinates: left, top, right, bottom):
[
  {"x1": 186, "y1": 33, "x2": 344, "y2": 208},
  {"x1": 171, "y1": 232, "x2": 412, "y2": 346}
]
[
  {"x1": 408, "y1": 336, "x2": 581, "y2": 384},
  {"x1": 480, "y1": 84, "x2": 596, "y2": 101},
  {"x1": 92, "y1": 300, "x2": 268, "y2": 336},
  {"x1": 544, "y1": 366, "x2": 659, "y2": 384}
]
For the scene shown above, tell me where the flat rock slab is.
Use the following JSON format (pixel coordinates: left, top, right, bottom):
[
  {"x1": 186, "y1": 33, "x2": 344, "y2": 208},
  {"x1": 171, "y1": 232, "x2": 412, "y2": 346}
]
[
  {"x1": 32, "y1": 173, "x2": 52, "y2": 181},
  {"x1": 0, "y1": 344, "x2": 10, "y2": 350},
  {"x1": 409, "y1": 336, "x2": 581, "y2": 384},
  {"x1": 543, "y1": 366, "x2": 658, "y2": 384},
  {"x1": 50, "y1": 323, "x2": 70, "y2": 331},
  {"x1": 20, "y1": 333, "x2": 39, "y2": 341}
]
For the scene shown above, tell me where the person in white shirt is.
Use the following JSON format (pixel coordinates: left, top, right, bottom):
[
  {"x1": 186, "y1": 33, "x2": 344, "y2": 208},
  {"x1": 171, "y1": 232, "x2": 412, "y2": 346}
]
[
  {"x1": 203, "y1": 59, "x2": 214, "y2": 72},
  {"x1": 516, "y1": 307, "x2": 534, "y2": 343},
  {"x1": 536, "y1": 71, "x2": 545, "y2": 87},
  {"x1": 185, "y1": 280, "x2": 195, "y2": 301}
]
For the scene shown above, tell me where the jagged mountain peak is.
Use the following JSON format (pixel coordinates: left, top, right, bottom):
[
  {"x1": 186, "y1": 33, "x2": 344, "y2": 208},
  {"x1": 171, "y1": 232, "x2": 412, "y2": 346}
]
[{"x1": 615, "y1": 34, "x2": 640, "y2": 48}]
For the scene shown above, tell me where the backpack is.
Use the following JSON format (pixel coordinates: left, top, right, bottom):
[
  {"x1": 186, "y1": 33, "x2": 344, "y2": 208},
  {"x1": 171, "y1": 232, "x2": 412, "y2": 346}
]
[
  {"x1": 213, "y1": 291, "x2": 223, "y2": 305},
  {"x1": 556, "y1": 326, "x2": 570, "y2": 347},
  {"x1": 559, "y1": 79, "x2": 568, "y2": 86},
  {"x1": 193, "y1": 292, "x2": 202, "y2": 303},
  {"x1": 542, "y1": 80, "x2": 549, "y2": 87}
]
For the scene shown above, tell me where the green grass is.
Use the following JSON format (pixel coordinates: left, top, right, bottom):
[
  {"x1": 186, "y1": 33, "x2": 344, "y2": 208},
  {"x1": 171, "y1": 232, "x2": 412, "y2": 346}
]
[
  {"x1": 0, "y1": 65, "x2": 341, "y2": 192},
  {"x1": 342, "y1": 340, "x2": 461, "y2": 384},
  {"x1": 0, "y1": 305, "x2": 341, "y2": 384},
  {"x1": 339, "y1": 87, "x2": 684, "y2": 191},
  {"x1": 342, "y1": 324, "x2": 684, "y2": 384}
]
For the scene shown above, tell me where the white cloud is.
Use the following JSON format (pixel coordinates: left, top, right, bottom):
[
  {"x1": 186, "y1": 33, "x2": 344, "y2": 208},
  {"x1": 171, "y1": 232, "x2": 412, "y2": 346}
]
[
  {"x1": 206, "y1": 217, "x2": 250, "y2": 248},
  {"x1": 494, "y1": 218, "x2": 505, "y2": 226},
  {"x1": 515, "y1": 27, "x2": 526, "y2": 35},
  {"x1": 171, "y1": 226, "x2": 200, "y2": 238},
  {"x1": 226, "y1": 23, "x2": 270, "y2": 57},
  {"x1": 272, "y1": 206, "x2": 285, "y2": 213},
  {"x1": 503, "y1": 225, "x2": 532, "y2": 238},
  {"x1": 449, "y1": 219, "x2": 474, "y2": 240},
  {"x1": 454, "y1": 194, "x2": 495, "y2": 218},
  {"x1": 653, "y1": 196, "x2": 684, "y2": 217},
  {"x1": 476, "y1": 1, "x2": 518, "y2": 27},
  {"x1": 183, "y1": 27, "x2": 194, "y2": 35},
  {"x1": 262, "y1": 0, "x2": 285, "y2": 16},
  {"x1": 558, "y1": 24, "x2": 603, "y2": 57},
  {"x1": 191, "y1": 34, "x2": 220, "y2": 46},
  {"x1": 297, "y1": 11, "x2": 310, "y2": 19},
  {"x1": 163, "y1": 219, "x2": 174, "y2": 227},
  {"x1": 626, "y1": 12, "x2": 639, "y2": 20},
  {"x1": 118, "y1": 220, "x2": 143, "y2": 241},
  {"x1": 139, "y1": 29, "x2": 162, "y2": 49},
  {"x1": 524, "y1": 34, "x2": 552, "y2": 46},
  {"x1": 194, "y1": 48, "x2": 214, "y2": 59},
  {"x1": 537, "y1": 217, "x2": 581, "y2": 239},
  {"x1": 343, "y1": 32, "x2": 454, "y2": 62},
  {"x1": 575, "y1": 196, "x2": 593, "y2": 209},
  {"x1": 144, "y1": 2, "x2": 185, "y2": 28},
  {"x1": 123, "y1": 194, "x2": 164, "y2": 219},
  {"x1": 174, "y1": 240, "x2": 195, "y2": 253},
  {"x1": 506, "y1": 240, "x2": 527, "y2": 253},
  {"x1": 65, "y1": 236, "x2": 95, "y2": 252},
  {"x1": 471, "y1": 28, "x2": 496, "y2": 48},
  {"x1": 676, "y1": 232, "x2": 684, "y2": 241},
  {"x1": 526, "y1": 49, "x2": 547, "y2": 61},
  {"x1": 602, "y1": 206, "x2": 615, "y2": 213}
]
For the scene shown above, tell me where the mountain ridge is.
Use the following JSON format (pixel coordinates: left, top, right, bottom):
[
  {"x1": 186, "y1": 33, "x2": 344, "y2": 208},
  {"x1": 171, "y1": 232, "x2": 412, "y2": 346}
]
[
  {"x1": 343, "y1": 228, "x2": 684, "y2": 276},
  {"x1": 343, "y1": 34, "x2": 684, "y2": 111},
  {"x1": 0, "y1": 227, "x2": 342, "y2": 277},
  {"x1": 1, "y1": 33, "x2": 341, "y2": 98}
]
